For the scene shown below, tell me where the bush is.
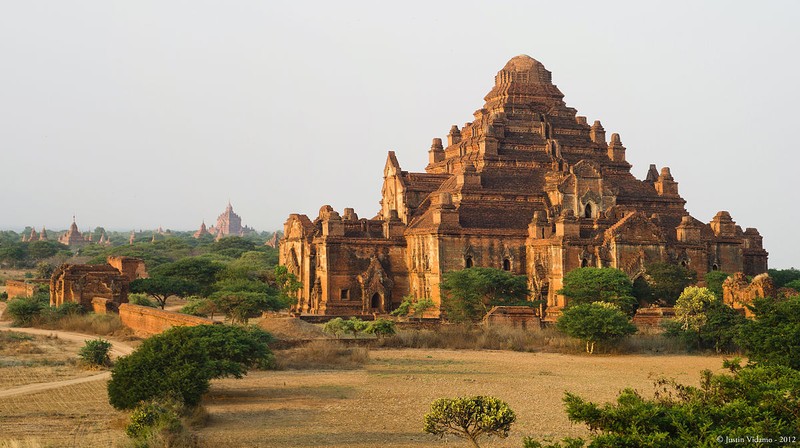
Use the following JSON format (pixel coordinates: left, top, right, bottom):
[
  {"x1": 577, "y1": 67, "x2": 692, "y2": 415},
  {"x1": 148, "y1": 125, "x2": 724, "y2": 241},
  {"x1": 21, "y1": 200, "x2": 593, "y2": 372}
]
[
  {"x1": 423, "y1": 395, "x2": 516, "y2": 447},
  {"x1": 276, "y1": 340, "x2": 369, "y2": 370},
  {"x1": 738, "y1": 295, "x2": 800, "y2": 370},
  {"x1": 129, "y1": 293, "x2": 157, "y2": 308},
  {"x1": 38, "y1": 302, "x2": 84, "y2": 324},
  {"x1": 557, "y1": 302, "x2": 637, "y2": 354},
  {"x1": 180, "y1": 297, "x2": 217, "y2": 318},
  {"x1": 78, "y1": 338, "x2": 112, "y2": 368},
  {"x1": 0, "y1": 291, "x2": 8, "y2": 302},
  {"x1": 523, "y1": 361, "x2": 800, "y2": 447},
  {"x1": 322, "y1": 317, "x2": 368, "y2": 338},
  {"x1": 365, "y1": 318, "x2": 396, "y2": 337},
  {"x1": 5, "y1": 297, "x2": 45, "y2": 326},
  {"x1": 126, "y1": 397, "x2": 183, "y2": 439},
  {"x1": 108, "y1": 324, "x2": 273, "y2": 409}
]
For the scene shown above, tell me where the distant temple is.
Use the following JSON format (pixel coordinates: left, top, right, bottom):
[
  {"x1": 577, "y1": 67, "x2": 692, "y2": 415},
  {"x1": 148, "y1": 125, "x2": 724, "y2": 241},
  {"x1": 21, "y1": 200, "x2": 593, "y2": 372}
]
[
  {"x1": 195, "y1": 202, "x2": 254, "y2": 239},
  {"x1": 58, "y1": 218, "x2": 91, "y2": 248},
  {"x1": 20, "y1": 227, "x2": 48, "y2": 242},
  {"x1": 280, "y1": 55, "x2": 768, "y2": 318}
]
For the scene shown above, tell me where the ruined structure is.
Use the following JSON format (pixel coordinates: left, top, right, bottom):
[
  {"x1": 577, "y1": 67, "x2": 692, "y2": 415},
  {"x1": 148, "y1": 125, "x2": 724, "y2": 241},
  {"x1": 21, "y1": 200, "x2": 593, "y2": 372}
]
[
  {"x1": 281, "y1": 55, "x2": 768, "y2": 317},
  {"x1": 49, "y1": 256, "x2": 144, "y2": 309},
  {"x1": 206, "y1": 202, "x2": 254, "y2": 237},
  {"x1": 722, "y1": 272, "x2": 775, "y2": 317}
]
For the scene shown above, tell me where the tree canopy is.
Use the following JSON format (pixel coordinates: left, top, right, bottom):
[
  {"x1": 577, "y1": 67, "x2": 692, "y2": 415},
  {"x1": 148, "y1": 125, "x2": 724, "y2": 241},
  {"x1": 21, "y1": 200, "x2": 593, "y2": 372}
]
[
  {"x1": 107, "y1": 324, "x2": 273, "y2": 409},
  {"x1": 130, "y1": 277, "x2": 200, "y2": 309},
  {"x1": 440, "y1": 267, "x2": 529, "y2": 322},
  {"x1": 424, "y1": 396, "x2": 516, "y2": 448},
  {"x1": 737, "y1": 295, "x2": 800, "y2": 370},
  {"x1": 556, "y1": 302, "x2": 637, "y2": 354},
  {"x1": 558, "y1": 268, "x2": 636, "y2": 314},
  {"x1": 635, "y1": 262, "x2": 697, "y2": 305}
]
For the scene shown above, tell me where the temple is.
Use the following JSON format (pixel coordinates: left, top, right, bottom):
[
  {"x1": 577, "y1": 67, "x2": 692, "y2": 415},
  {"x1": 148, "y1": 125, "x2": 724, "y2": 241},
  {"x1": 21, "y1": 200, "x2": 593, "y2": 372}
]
[
  {"x1": 197, "y1": 202, "x2": 254, "y2": 239},
  {"x1": 280, "y1": 55, "x2": 768, "y2": 318},
  {"x1": 58, "y1": 218, "x2": 91, "y2": 248}
]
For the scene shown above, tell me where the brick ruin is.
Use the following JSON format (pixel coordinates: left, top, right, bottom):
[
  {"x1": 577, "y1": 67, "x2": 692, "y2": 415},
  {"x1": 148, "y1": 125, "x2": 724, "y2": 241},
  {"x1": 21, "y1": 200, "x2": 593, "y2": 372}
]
[
  {"x1": 722, "y1": 272, "x2": 776, "y2": 317},
  {"x1": 280, "y1": 55, "x2": 768, "y2": 318},
  {"x1": 50, "y1": 256, "x2": 147, "y2": 310}
]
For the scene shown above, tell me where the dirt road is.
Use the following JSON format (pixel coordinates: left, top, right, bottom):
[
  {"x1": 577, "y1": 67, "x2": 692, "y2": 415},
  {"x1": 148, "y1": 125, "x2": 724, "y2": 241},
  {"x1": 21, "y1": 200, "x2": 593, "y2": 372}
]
[{"x1": 0, "y1": 321, "x2": 136, "y2": 398}]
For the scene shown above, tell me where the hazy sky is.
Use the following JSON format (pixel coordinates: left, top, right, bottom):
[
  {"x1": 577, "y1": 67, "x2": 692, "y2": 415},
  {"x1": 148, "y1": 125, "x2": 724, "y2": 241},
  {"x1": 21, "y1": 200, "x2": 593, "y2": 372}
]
[{"x1": 1, "y1": 1, "x2": 798, "y2": 267}]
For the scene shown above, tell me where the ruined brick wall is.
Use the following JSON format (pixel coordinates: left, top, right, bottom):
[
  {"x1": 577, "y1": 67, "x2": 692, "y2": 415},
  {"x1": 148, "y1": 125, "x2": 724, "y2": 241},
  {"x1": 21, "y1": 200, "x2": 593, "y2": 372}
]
[
  {"x1": 483, "y1": 306, "x2": 540, "y2": 329},
  {"x1": 5, "y1": 280, "x2": 40, "y2": 299},
  {"x1": 50, "y1": 264, "x2": 130, "y2": 309},
  {"x1": 722, "y1": 273, "x2": 775, "y2": 317},
  {"x1": 118, "y1": 303, "x2": 216, "y2": 336},
  {"x1": 107, "y1": 256, "x2": 148, "y2": 282},
  {"x1": 632, "y1": 306, "x2": 676, "y2": 327}
]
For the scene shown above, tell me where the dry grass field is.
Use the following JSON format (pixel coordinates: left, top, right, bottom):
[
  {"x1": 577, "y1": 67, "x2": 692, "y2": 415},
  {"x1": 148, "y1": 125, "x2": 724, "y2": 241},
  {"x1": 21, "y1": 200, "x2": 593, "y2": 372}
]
[
  {"x1": 199, "y1": 348, "x2": 727, "y2": 448},
  {"x1": 0, "y1": 326, "x2": 727, "y2": 448}
]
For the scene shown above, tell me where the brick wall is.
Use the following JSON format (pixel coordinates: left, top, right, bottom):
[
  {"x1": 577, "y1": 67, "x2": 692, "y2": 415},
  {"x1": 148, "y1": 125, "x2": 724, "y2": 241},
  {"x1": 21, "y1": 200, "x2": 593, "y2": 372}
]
[{"x1": 119, "y1": 303, "x2": 216, "y2": 336}]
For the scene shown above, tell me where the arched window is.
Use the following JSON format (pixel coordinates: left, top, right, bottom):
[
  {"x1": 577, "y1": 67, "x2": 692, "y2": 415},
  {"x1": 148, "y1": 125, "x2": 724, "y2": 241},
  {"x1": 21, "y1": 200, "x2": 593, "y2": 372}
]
[
  {"x1": 711, "y1": 264, "x2": 719, "y2": 271},
  {"x1": 465, "y1": 256, "x2": 473, "y2": 268},
  {"x1": 540, "y1": 228, "x2": 545, "y2": 239},
  {"x1": 371, "y1": 293, "x2": 381, "y2": 309},
  {"x1": 680, "y1": 260, "x2": 687, "y2": 267},
  {"x1": 503, "y1": 258, "x2": 511, "y2": 271},
  {"x1": 581, "y1": 258, "x2": 589, "y2": 268},
  {"x1": 584, "y1": 203, "x2": 593, "y2": 219}
]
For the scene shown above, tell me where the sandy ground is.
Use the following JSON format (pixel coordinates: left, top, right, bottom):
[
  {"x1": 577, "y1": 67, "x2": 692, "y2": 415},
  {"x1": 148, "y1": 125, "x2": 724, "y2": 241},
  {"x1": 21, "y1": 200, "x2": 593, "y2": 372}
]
[
  {"x1": 0, "y1": 312, "x2": 728, "y2": 447},
  {"x1": 198, "y1": 348, "x2": 727, "y2": 448}
]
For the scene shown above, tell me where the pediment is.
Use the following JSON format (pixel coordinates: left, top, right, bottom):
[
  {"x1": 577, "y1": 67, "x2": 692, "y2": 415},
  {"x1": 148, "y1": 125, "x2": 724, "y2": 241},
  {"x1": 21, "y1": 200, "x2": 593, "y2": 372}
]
[
  {"x1": 604, "y1": 212, "x2": 665, "y2": 244},
  {"x1": 572, "y1": 160, "x2": 602, "y2": 179}
]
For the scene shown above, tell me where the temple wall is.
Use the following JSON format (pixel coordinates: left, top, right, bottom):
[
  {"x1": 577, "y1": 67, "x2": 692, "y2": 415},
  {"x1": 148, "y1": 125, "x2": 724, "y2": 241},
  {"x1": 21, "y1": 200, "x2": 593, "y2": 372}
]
[{"x1": 119, "y1": 303, "x2": 216, "y2": 336}]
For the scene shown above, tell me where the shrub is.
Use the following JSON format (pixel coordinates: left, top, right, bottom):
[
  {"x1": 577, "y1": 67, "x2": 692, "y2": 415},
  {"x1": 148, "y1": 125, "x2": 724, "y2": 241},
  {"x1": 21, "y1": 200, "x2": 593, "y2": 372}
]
[
  {"x1": 523, "y1": 361, "x2": 800, "y2": 447},
  {"x1": 323, "y1": 317, "x2": 368, "y2": 338},
  {"x1": 126, "y1": 397, "x2": 183, "y2": 439},
  {"x1": 108, "y1": 324, "x2": 273, "y2": 409},
  {"x1": 365, "y1": 318, "x2": 396, "y2": 337},
  {"x1": 423, "y1": 395, "x2": 516, "y2": 447},
  {"x1": 128, "y1": 293, "x2": 157, "y2": 308},
  {"x1": 180, "y1": 297, "x2": 217, "y2": 318},
  {"x1": 276, "y1": 340, "x2": 369, "y2": 370},
  {"x1": 557, "y1": 302, "x2": 636, "y2": 354},
  {"x1": 78, "y1": 338, "x2": 112, "y2": 368},
  {"x1": 37, "y1": 302, "x2": 84, "y2": 324},
  {"x1": 738, "y1": 295, "x2": 800, "y2": 370},
  {"x1": 0, "y1": 291, "x2": 8, "y2": 301},
  {"x1": 5, "y1": 297, "x2": 45, "y2": 326}
]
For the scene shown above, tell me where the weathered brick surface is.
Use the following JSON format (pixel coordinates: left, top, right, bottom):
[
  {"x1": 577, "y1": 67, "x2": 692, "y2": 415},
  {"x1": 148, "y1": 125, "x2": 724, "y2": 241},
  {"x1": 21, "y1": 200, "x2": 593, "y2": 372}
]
[
  {"x1": 5, "y1": 280, "x2": 45, "y2": 299},
  {"x1": 118, "y1": 303, "x2": 216, "y2": 336}
]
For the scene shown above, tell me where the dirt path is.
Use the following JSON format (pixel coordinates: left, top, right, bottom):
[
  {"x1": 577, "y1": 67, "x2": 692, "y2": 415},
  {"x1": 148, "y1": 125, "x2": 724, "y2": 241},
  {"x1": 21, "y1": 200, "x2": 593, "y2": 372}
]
[{"x1": 0, "y1": 322, "x2": 136, "y2": 398}]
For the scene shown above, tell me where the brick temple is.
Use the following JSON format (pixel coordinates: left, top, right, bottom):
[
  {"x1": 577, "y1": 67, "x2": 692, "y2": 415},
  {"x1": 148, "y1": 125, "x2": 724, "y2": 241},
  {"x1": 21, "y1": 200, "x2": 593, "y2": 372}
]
[{"x1": 280, "y1": 55, "x2": 768, "y2": 317}]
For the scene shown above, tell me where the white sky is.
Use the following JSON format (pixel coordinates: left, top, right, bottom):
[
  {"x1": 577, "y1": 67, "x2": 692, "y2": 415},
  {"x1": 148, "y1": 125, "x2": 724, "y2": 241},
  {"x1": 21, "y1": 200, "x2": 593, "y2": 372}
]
[{"x1": 0, "y1": 1, "x2": 798, "y2": 267}]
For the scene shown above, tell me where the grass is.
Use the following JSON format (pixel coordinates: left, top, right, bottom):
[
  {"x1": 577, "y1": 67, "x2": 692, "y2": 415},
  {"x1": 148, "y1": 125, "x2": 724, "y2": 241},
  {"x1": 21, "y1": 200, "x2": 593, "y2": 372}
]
[
  {"x1": 276, "y1": 340, "x2": 370, "y2": 370},
  {"x1": 33, "y1": 313, "x2": 130, "y2": 337}
]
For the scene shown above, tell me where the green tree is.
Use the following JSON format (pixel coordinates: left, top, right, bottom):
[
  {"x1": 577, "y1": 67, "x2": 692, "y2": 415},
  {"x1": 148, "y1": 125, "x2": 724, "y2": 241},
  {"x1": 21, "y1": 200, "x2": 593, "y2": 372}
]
[
  {"x1": 440, "y1": 267, "x2": 529, "y2": 322},
  {"x1": 767, "y1": 268, "x2": 800, "y2": 288},
  {"x1": 673, "y1": 286, "x2": 717, "y2": 331},
  {"x1": 639, "y1": 262, "x2": 697, "y2": 305},
  {"x1": 210, "y1": 290, "x2": 287, "y2": 324},
  {"x1": 423, "y1": 396, "x2": 516, "y2": 448},
  {"x1": 738, "y1": 295, "x2": 800, "y2": 370},
  {"x1": 558, "y1": 268, "x2": 637, "y2": 314},
  {"x1": 130, "y1": 277, "x2": 200, "y2": 309},
  {"x1": 107, "y1": 324, "x2": 272, "y2": 409},
  {"x1": 151, "y1": 257, "x2": 225, "y2": 296},
  {"x1": 323, "y1": 317, "x2": 348, "y2": 339},
  {"x1": 556, "y1": 302, "x2": 637, "y2": 354},
  {"x1": 523, "y1": 362, "x2": 800, "y2": 447},
  {"x1": 272, "y1": 265, "x2": 302, "y2": 303},
  {"x1": 209, "y1": 237, "x2": 257, "y2": 258},
  {"x1": 391, "y1": 295, "x2": 435, "y2": 319},
  {"x1": 703, "y1": 271, "x2": 730, "y2": 299},
  {"x1": 365, "y1": 318, "x2": 396, "y2": 338}
]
